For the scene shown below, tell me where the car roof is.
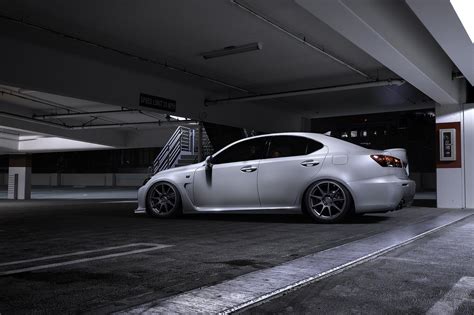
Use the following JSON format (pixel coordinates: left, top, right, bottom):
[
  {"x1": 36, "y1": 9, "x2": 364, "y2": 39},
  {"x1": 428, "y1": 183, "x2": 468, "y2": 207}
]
[{"x1": 216, "y1": 132, "x2": 370, "y2": 154}]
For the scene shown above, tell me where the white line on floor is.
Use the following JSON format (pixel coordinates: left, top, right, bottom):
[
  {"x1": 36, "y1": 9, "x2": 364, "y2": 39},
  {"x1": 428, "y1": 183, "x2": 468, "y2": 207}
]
[
  {"x1": 426, "y1": 276, "x2": 474, "y2": 315},
  {"x1": 118, "y1": 211, "x2": 473, "y2": 314},
  {"x1": 0, "y1": 243, "x2": 172, "y2": 276}
]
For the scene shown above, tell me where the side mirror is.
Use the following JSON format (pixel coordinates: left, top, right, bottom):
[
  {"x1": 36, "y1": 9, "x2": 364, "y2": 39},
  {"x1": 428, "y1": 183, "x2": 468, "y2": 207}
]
[{"x1": 205, "y1": 155, "x2": 213, "y2": 168}]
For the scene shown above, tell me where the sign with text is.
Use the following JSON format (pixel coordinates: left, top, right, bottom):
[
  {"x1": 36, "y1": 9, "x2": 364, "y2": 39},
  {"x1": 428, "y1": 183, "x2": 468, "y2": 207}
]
[{"x1": 139, "y1": 93, "x2": 176, "y2": 112}]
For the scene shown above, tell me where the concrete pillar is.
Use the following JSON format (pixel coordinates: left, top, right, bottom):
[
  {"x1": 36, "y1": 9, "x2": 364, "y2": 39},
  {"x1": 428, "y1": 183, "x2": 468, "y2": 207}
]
[
  {"x1": 435, "y1": 103, "x2": 474, "y2": 209},
  {"x1": 463, "y1": 103, "x2": 474, "y2": 208},
  {"x1": 7, "y1": 155, "x2": 32, "y2": 200}
]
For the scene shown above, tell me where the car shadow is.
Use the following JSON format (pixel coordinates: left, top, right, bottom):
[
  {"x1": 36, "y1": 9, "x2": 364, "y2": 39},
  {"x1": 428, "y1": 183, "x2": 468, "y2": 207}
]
[{"x1": 178, "y1": 212, "x2": 390, "y2": 224}]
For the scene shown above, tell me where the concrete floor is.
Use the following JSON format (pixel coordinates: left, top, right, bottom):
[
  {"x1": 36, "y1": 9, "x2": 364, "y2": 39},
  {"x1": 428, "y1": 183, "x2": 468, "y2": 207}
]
[
  {"x1": 0, "y1": 200, "x2": 471, "y2": 313},
  {"x1": 245, "y1": 215, "x2": 474, "y2": 314}
]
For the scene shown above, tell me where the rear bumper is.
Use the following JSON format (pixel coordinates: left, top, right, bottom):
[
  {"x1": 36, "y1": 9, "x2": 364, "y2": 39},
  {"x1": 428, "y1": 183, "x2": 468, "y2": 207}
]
[{"x1": 349, "y1": 176, "x2": 416, "y2": 213}]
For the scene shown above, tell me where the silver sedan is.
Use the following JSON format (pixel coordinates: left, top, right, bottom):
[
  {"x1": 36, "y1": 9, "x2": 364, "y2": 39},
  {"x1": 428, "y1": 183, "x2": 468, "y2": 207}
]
[{"x1": 136, "y1": 132, "x2": 416, "y2": 223}]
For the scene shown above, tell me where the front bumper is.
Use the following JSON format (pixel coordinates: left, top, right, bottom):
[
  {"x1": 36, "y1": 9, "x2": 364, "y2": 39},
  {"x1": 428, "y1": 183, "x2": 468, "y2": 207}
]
[
  {"x1": 350, "y1": 176, "x2": 416, "y2": 213},
  {"x1": 135, "y1": 185, "x2": 147, "y2": 214}
]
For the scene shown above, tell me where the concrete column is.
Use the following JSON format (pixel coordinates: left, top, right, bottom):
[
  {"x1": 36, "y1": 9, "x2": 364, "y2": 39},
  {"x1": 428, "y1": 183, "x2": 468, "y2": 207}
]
[
  {"x1": 7, "y1": 155, "x2": 32, "y2": 200},
  {"x1": 463, "y1": 103, "x2": 474, "y2": 208},
  {"x1": 435, "y1": 104, "x2": 466, "y2": 208}
]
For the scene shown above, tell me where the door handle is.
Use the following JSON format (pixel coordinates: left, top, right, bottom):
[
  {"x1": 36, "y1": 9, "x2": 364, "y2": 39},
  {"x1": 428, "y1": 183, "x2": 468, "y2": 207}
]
[
  {"x1": 241, "y1": 166, "x2": 257, "y2": 173},
  {"x1": 301, "y1": 160, "x2": 320, "y2": 167}
]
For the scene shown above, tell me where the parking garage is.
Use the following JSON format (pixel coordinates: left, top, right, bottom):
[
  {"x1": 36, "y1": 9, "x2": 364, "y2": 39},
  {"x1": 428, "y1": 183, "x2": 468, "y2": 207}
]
[{"x1": 0, "y1": 0, "x2": 473, "y2": 313}]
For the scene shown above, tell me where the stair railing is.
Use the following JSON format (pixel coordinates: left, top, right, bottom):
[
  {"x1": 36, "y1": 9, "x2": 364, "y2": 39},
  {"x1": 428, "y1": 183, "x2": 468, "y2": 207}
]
[{"x1": 153, "y1": 126, "x2": 194, "y2": 174}]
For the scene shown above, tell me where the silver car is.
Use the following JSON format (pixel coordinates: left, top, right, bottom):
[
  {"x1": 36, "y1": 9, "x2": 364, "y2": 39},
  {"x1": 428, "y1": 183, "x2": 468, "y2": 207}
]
[{"x1": 136, "y1": 133, "x2": 416, "y2": 223}]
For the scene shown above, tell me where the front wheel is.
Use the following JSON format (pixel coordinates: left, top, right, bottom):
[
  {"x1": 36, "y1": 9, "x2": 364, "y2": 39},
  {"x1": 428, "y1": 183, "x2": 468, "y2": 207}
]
[
  {"x1": 146, "y1": 182, "x2": 182, "y2": 218},
  {"x1": 304, "y1": 180, "x2": 352, "y2": 223}
]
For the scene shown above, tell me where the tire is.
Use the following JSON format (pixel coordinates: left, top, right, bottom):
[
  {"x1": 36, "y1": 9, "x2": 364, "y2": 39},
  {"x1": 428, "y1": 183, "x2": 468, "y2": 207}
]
[
  {"x1": 146, "y1": 181, "x2": 182, "y2": 218},
  {"x1": 304, "y1": 180, "x2": 352, "y2": 223}
]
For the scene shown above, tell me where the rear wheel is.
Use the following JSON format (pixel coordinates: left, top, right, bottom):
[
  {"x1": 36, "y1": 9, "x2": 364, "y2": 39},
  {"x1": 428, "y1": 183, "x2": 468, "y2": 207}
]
[
  {"x1": 304, "y1": 180, "x2": 352, "y2": 223},
  {"x1": 146, "y1": 182, "x2": 182, "y2": 218}
]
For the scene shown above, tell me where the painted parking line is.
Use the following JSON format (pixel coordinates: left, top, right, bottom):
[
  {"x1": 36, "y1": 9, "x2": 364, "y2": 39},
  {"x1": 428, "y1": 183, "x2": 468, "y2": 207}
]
[
  {"x1": 0, "y1": 243, "x2": 172, "y2": 276},
  {"x1": 427, "y1": 276, "x2": 474, "y2": 315},
  {"x1": 119, "y1": 210, "x2": 474, "y2": 314}
]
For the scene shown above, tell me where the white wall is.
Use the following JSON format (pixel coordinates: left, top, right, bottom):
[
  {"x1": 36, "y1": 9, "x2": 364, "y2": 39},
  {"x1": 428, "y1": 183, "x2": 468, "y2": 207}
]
[
  {"x1": 436, "y1": 103, "x2": 465, "y2": 208},
  {"x1": 28, "y1": 173, "x2": 148, "y2": 187},
  {"x1": 115, "y1": 174, "x2": 148, "y2": 187},
  {"x1": 464, "y1": 103, "x2": 474, "y2": 208},
  {"x1": 8, "y1": 166, "x2": 31, "y2": 199}
]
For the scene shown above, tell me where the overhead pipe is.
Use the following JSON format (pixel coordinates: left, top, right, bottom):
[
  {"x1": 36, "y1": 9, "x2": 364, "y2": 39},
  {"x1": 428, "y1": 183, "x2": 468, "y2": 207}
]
[
  {"x1": 0, "y1": 111, "x2": 198, "y2": 130},
  {"x1": 452, "y1": 72, "x2": 465, "y2": 80},
  {"x1": 34, "y1": 109, "x2": 140, "y2": 119},
  {"x1": 1, "y1": 87, "x2": 133, "y2": 126},
  {"x1": 206, "y1": 79, "x2": 405, "y2": 105},
  {"x1": 69, "y1": 120, "x2": 199, "y2": 130},
  {"x1": 230, "y1": 0, "x2": 372, "y2": 80},
  {"x1": 0, "y1": 111, "x2": 69, "y2": 130}
]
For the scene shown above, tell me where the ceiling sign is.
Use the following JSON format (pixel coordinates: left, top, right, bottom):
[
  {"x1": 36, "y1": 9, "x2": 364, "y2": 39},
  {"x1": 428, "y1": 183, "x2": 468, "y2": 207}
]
[{"x1": 139, "y1": 93, "x2": 176, "y2": 112}]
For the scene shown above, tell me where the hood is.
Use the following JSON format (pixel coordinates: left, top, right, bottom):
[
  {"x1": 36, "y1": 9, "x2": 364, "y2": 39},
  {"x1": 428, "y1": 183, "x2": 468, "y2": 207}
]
[{"x1": 153, "y1": 162, "x2": 202, "y2": 178}]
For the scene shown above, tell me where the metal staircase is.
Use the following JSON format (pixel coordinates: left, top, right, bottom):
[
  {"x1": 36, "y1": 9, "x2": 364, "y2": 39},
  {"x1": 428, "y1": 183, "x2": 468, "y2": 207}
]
[
  {"x1": 152, "y1": 125, "x2": 213, "y2": 174},
  {"x1": 153, "y1": 126, "x2": 195, "y2": 174}
]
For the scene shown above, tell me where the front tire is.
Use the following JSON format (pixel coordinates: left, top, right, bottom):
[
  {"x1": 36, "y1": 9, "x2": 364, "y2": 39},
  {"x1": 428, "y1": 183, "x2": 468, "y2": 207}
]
[
  {"x1": 146, "y1": 182, "x2": 182, "y2": 218},
  {"x1": 304, "y1": 180, "x2": 352, "y2": 223}
]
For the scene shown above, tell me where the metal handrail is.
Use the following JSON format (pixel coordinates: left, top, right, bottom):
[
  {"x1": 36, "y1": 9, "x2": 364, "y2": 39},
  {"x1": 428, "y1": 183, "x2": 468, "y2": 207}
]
[{"x1": 153, "y1": 126, "x2": 194, "y2": 174}]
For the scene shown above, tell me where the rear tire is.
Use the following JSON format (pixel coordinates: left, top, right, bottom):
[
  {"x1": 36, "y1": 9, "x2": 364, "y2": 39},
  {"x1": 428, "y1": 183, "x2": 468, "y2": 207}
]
[
  {"x1": 146, "y1": 182, "x2": 182, "y2": 218},
  {"x1": 304, "y1": 180, "x2": 352, "y2": 223}
]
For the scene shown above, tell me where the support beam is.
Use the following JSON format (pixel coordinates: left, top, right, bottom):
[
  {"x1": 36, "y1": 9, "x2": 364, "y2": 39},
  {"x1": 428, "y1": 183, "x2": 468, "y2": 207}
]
[
  {"x1": 296, "y1": 0, "x2": 465, "y2": 105},
  {"x1": 0, "y1": 26, "x2": 302, "y2": 133},
  {"x1": 35, "y1": 109, "x2": 140, "y2": 119},
  {"x1": 406, "y1": 0, "x2": 474, "y2": 86},
  {"x1": 206, "y1": 80, "x2": 404, "y2": 105}
]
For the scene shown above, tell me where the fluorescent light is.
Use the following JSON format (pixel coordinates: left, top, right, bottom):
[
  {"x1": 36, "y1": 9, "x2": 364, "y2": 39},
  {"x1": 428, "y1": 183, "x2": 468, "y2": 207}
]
[
  {"x1": 450, "y1": 0, "x2": 474, "y2": 43},
  {"x1": 169, "y1": 115, "x2": 189, "y2": 121},
  {"x1": 201, "y1": 42, "x2": 262, "y2": 59}
]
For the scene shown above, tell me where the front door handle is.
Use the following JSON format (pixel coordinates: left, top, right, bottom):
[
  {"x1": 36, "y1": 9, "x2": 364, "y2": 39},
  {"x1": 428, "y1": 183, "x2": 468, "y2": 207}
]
[
  {"x1": 241, "y1": 166, "x2": 257, "y2": 173},
  {"x1": 301, "y1": 160, "x2": 320, "y2": 167}
]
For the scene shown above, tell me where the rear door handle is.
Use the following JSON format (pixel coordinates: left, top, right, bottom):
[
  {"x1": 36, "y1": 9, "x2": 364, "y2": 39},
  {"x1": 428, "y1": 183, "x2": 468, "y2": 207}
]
[
  {"x1": 301, "y1": 160, "x2": 320, "y2": 167},
  {"x1": 241, "y1": 166, "x2": 257, "y2": 173}
]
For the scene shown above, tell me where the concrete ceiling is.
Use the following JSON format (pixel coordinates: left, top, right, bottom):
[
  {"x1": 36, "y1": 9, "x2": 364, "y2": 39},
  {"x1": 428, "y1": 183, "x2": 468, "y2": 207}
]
[
  {"x1": 0, "y1": 0, "x2": 391, "y2": 91},
  {"x1": 0, "y1": 0, "x2": 470, "y2": 152}
]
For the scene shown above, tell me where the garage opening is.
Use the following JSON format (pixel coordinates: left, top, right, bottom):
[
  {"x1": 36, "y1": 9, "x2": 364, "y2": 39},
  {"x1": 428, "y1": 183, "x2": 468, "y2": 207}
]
[{"x1": 311, "y1": 108, "x2": 436, "y2": 207}]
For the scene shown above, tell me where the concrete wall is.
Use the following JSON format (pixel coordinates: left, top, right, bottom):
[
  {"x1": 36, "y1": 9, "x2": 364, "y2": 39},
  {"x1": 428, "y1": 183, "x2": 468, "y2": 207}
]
[
  {"x1": 464, "y1": 104, "x2": 474, "y2": 208},
  {"x1": 0, "y1": 173, "x2": 7, "y2": 186},
  {"x1": 435, "y1": 103, "x2": 474, "y2": 208},
  {"x1": 410, "y1": 172, "x2": 436, "y2": 192},
  {"x1": 436, "y1": 104, "x2": 464, "y2": 208},
  {"x1": 27, "y1": 173, "x2": 148, "y2": 187}
]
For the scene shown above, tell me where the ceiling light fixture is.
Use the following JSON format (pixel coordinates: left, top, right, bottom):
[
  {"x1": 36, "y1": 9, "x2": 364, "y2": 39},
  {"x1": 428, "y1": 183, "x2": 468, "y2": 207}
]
[
  {"x1": 450, "y1": 0, "x2": 474, "y2": 43},
  {"x1": 201, "y1": 42, "x2": 262, "y2": 59}
]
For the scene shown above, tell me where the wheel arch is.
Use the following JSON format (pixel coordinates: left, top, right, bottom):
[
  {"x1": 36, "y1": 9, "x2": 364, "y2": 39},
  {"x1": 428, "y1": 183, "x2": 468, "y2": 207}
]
[{"x1": 300, "y1": 177, "x2": 356, "y2": 213}]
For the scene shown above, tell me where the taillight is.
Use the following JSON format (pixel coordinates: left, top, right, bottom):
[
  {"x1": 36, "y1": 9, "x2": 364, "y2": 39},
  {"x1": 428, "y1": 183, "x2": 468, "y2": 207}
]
[{"x1": 370, "y1": 155, "x2": 402, "y2": 168}]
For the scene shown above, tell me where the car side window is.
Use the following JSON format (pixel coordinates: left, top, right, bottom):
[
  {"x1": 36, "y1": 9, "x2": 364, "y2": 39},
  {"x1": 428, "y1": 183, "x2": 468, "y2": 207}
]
[
  {"x1": 266, "y1": 136, "x2": 323, "y2": 158},
  {"x1": 212, "y1": 137, "x2": 267, "y2": 165}
]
